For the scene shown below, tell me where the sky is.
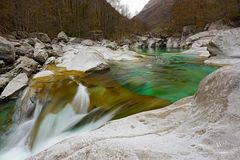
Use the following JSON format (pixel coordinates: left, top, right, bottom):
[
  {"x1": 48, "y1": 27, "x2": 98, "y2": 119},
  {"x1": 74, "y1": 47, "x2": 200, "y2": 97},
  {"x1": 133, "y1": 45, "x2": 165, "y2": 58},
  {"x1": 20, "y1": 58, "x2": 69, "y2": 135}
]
[{"x1": 121, "y1": 0, "x2": 149, "y2": 17}]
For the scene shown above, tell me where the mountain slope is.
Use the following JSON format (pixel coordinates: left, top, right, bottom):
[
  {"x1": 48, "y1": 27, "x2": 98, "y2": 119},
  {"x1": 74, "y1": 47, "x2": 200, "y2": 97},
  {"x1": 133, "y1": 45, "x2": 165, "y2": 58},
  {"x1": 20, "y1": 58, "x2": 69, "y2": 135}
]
[
  {"x1": 135, "y1": 0, "x2": 176, "y2": 30},
  {"x1": 136, "y1": 0, "x2": 240, "y2": 32}
]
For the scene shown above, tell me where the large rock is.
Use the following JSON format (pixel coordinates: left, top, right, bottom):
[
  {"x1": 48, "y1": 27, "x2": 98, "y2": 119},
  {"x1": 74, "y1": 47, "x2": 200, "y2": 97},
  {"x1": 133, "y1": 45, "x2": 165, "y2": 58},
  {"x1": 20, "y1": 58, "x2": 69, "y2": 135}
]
[
  {"x1": 0, "y1": 36, "x2": 15, "y2": 63},
  {"x1": 183, "y1": 47, "x2": 210, "y2": 58},
  {"x1": 182, "y1": 30, "x2": 221, "y2": 48},
  {"x1": 49, "y1": 44, "x2": 64, "y2": 57},
  {"x1": 101, "y1": 40, "x2": 117, "y2": 50},
  {"x1": 57, "y1": 44, "x2": 141, "y2": 72},
  {"x1": 167, "y1": 37, "x2": 181, "y2": 49},
  {"x1": 81, "y1": 39, "x2": 95, "y2": 46},
  {"x1": 204, "y1": 57, "x2": 240, "y2": 66},
  {"x1": 12, "y1": 56, "x2": 39, "y2": 76},
  {"x1": 15, "y1": 41, "x2": 34, "y2": 57},
  {"x1": 147, "y1": 38, "x2": 162, "y2": 48},
  {"x1": 57, "y1": 31, "x2": 69, "y2": 42},
  {"x1": 30, "y1": 64, "x2": 240, "y2": 160},
  {"x1": 33, "y1": 43, "x2": 48, "y2": 63},
  {"x1": 0, "y1": 73, "x2": 28, "y2": 100},
  {"x1": 12, "y1": 31, "x2": 29, "y2": 39},
  {"x1": 57, "y1": 44, "x2": 109, "y2": 72},
  {"x1": 29, "y1": 33, "x2": 51, "y2": 43},
  {"x1": 208, "y1": 28, "x2": 240, "y2": 57}
]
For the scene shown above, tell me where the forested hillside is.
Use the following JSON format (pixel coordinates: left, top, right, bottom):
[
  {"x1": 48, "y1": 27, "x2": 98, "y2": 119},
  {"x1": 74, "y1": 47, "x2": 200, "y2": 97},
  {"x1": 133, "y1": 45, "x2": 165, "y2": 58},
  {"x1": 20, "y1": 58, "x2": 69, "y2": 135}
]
[
  {"x1": 136, "y1": 0, "x2": 240, "y2": 33},
  {"x1": 0, "y1": 0, "x2": 144, "y2": 39},
  {"x1": 169, "y1": 0, "x2": 240, "y2": 32}
]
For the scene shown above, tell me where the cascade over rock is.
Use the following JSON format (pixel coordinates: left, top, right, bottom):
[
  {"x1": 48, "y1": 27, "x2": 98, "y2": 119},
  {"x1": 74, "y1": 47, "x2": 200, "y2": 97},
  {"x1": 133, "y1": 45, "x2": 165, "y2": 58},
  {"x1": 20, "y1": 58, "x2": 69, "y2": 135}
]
[{"x1": 29, "y1": 63, "x2": 240, "y2": 160}]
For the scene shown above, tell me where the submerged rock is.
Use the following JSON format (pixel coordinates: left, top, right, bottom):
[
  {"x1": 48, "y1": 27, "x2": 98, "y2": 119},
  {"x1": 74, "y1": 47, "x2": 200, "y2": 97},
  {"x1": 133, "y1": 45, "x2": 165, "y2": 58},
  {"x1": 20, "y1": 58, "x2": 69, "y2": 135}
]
[
  {"x1": 0, "y1": 73, "x2": 28, "y2": 100},
  {"x1": 29, "y1": 64, "x2": 240, "y2": 160}
]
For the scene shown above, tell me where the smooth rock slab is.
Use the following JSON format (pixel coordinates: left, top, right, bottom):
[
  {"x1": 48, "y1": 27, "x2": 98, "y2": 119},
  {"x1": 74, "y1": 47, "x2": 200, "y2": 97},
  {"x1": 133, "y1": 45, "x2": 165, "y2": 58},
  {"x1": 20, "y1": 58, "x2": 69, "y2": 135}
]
[
  {"x1": 204, "y1": 57, "x2": 240, "y2": 66},
  {"x1": 57, "y1": 44, "x2": 141, "y2": 72},
  {"x1": 33, "y1": 70, "x2": 54, "y2": 79},
  {"x1": 0, "y1": 73, "x2": 28, "y2": 99}
]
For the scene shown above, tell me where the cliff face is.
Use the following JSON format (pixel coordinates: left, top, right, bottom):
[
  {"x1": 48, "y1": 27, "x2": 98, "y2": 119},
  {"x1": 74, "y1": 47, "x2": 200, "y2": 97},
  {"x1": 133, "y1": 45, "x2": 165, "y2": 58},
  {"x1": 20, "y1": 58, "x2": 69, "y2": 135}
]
[{"x1": 135, "y1": 0, "x2": 176, "y2": 30}]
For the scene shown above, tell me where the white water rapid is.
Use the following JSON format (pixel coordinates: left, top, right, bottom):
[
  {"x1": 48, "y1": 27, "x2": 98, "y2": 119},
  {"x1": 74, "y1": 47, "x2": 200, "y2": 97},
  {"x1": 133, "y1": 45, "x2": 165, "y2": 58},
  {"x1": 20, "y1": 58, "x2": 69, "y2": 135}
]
[{"x1": 0, "y1": 83, "x2": 114, "y2": 160}]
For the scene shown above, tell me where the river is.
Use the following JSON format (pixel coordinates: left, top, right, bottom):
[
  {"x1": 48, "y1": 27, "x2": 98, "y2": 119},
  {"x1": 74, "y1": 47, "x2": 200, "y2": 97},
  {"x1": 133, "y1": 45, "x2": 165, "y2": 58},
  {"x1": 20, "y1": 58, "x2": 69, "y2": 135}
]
[{"x1": 0, "y1": 49, "x2": 216, "y2": 160}]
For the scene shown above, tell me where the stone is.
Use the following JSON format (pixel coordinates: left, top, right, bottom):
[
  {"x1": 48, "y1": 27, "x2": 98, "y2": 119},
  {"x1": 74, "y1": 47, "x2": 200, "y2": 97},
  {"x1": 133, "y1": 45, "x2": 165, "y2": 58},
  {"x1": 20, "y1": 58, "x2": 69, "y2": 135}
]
[
  {"x1": 12, "y1": 56, "x2": 39, "y2": 76},
  {"x1": 29, "y1": 32, "x2": 51, "y2": 43},
  {"x1": 167, "y1": 37, "x2": 181, "y2": 49},
  {"x1": 208, "y1": 28, "x2": 240, "y2": 57},
  {"x1": 57, "y1": 31, "x2": 69, "y2": 42},
  {"x1": 33, "y1": 70, "x2": 54, "y2": 79},
  {"x1": 204, "y1": 57, "x2": 240, "y2": 66},
  {"x1": 33, "y1": 43, "x2": 48, "y2": 63},
  {"x1": 119, "y1": 39, "x2": 132, "y2": 46},
  {"x1": 181, "y1": 30, "x2": 221, "y2": 48},
  {"x1": 0, "y1": 36, "x2": 15, "y2": 63},
  {"x1": 183, "y1": 47, "x2": 210, "y2": 58},
  {"x1": 12, "y1": 31, "x2": 29, "y2": 39},
  {"x1": 15, "y1": 42, "x2": 34, "y2": 57},
  {"x1": 0, "y1": 60, "x2": 5, "y2": 68},
  {"x1": 101, "y1": 40, "x2": 117, "y2": 50},
  {"x1": 57, "y1": 45, "x2": 109, "y2": 72},
  {"x1": 0, "y1": 73, "x2": 14, "y2": 91},
  {"x1": 0, "y1": 73, "x2": 28, "y2": 100},
  {"x1": 44, "y1": 57, "x2": 56, "y2": 65},
  {"x1": 48, "y1": 44, "x2": 63, "y2": 57},
  {"x1": 57, "y1": 44, "x2": 141, "y2": 72},
  {"x1": 137, "y1": 36, "x2": 148, "y2": 43},
  {"x1": 70, "y1": 38, "x2": 83, "y2": 44},
  {"x1": 81, "y1": 39, "x2": 95, "y2": 46},
  {"x1": 147, "y1": 38, "x2": 163, "y2": 48}
]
